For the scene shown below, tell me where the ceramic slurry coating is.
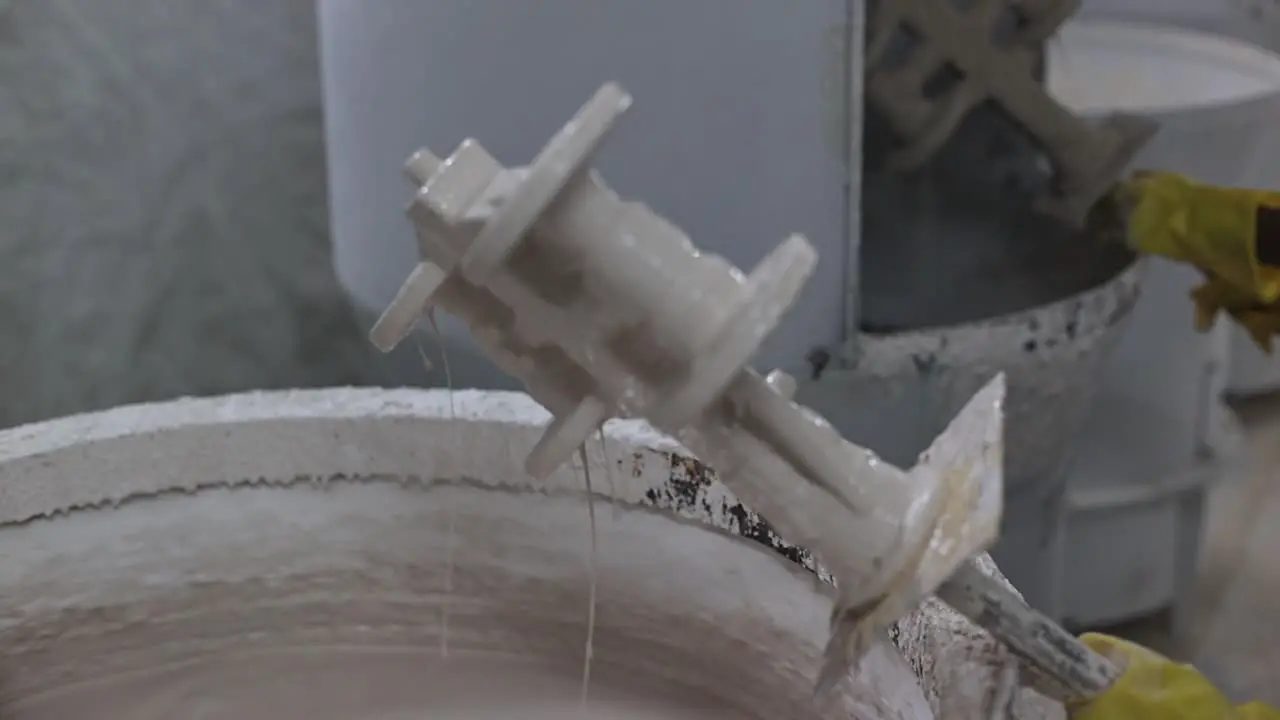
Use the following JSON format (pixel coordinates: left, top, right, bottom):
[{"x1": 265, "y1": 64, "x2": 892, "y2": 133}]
[{"x1": 0, "y1": 388, "x2": 1064, "y2": 719}]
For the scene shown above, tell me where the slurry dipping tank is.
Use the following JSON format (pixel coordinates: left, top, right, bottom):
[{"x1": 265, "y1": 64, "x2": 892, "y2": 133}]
[{"x1": 0, "y1": 388, "x2": 1063, "y2": 718}]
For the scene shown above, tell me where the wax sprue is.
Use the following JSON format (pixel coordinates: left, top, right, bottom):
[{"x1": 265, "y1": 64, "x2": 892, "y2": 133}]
[{"x1": 367, "y1": 83, "x2": 1119, "y2": 705}]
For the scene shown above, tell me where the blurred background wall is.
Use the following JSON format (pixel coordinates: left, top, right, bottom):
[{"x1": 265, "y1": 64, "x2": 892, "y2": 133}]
[{"x1": 0, "y1": 0, "x2": 384, "y2": 429}]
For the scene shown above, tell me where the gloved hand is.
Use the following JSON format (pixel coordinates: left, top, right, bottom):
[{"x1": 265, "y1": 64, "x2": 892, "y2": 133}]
[
  {"x1": 1113, "y1": 170, "x2": 1280, "y2": 352},
  {"x1": 1068, "y1": 633, "x2": 1279, "y2": 720},
  {"x1": 1190, "y1": 276, "x2": 1280, "y2": 353}
]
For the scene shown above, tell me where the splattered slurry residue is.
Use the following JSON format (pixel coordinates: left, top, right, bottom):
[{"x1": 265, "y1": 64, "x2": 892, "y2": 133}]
[
  {"x1": 910, "y1": 353, "x2": 938, "y2": 375},
  {"x1": 640, "y1": 453, "x2": 831, "y2": 583},
  {"x1": 850, "y1": 257, "x2": 1145, "y2": 490},
  {"x1": 806, "y1": 348, "x2": 832, "y2": 380},
  {"x1": 608, "y1": 442, "x2": 1049, "y2": 714}
]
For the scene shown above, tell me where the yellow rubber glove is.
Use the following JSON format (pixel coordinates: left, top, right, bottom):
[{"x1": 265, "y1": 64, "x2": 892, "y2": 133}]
[
  {"x1": 1114, "y1": 171, "x2": 1280, "y2": 352},
  {"x1": 1068, "y1": 633, "x2": 1280, "y2": 720},
  {"x1": 1190, "y1": 277, "x2": 1280, "y2": 353}
]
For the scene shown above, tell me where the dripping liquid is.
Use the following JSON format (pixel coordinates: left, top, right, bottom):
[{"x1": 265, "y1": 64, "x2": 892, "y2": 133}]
[
  {"x1": 577, "y1": 444, "x2": 600, "y2": 708},
  {"x1": 419, "y1": 311, "x2": 457, "y2": 659},
  {"x1": 597, "y1": 426, "x2": 621, "y2": 517},
  {"x1": 414, "y1": 312, "x2": 601, "y2": 708}
]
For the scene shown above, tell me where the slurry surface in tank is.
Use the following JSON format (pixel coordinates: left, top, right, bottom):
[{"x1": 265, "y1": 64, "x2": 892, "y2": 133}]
[
  {"x1": 0, "y1": 479, "x2": 920, "y2": 719},
  {"x1": 12, "y1": 652, "x2": 738, "y2": 719}
]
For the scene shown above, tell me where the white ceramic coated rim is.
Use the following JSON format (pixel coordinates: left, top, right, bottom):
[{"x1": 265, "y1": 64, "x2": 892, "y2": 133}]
[
  {"x1": 0, "y1": 388, "x2": 673, "y2": 526},
  {"x1": 1048, "y1": 18, "x2": 1280, "y2": 113}
]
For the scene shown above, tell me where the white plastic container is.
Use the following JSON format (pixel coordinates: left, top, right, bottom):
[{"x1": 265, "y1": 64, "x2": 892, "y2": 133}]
[
  {"x1": 1044, "y1": 19, "x2": 1280, "y2": 627},
  {"x1": 1077, "y1": 0, "x2": 1280, "y2": 398},
  {"x1": 318, "y1": 0, "x2": 859, "y2": 388},
  {"x1": 1077, "y1": 0, "x2": 1280, "y2": 54}
]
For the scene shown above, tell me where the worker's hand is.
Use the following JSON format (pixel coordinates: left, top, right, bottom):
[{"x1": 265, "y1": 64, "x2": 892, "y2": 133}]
[
  {"x1": 1068, "y1": 633, "x2": 1279, "y2": 720},
  {"x1": 1112, "y1": 170, "x2": 1280, "y2": 351},
  {"x1": 1117, "y1": 171, "x2": 1280, "y2": 304},
  {"x1": 1190, "y1": 276, "x2": 1280, "y2": 353}
]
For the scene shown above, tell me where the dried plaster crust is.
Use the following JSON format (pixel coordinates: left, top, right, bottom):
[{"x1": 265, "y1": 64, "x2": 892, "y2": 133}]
[{"x1": 0, "y1": 388, "x2": 1062, "y2": 718}]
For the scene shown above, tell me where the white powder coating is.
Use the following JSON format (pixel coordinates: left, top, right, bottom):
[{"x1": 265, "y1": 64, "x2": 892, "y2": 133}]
[{"x1": 0, "y1": 387, "x2": 1062, "y2": 718}]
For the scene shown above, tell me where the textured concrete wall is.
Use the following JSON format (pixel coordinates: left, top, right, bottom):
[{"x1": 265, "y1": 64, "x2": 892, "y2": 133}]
[{"x1": 0, "y1": 0, "x2": 386, "y2": 429}]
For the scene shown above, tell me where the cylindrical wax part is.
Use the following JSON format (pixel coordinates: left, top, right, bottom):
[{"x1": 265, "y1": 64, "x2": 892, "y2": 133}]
[{"x1": 537, "y1": 172, "x2": 745, "y2": 360}]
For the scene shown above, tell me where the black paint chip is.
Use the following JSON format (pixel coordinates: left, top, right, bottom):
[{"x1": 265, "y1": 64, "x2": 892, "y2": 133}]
[{"x1": 1255, "y1": 204, "x2": 1280, "y2": 268}]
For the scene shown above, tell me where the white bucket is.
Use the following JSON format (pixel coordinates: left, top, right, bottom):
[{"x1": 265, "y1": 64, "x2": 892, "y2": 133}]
[
  {"x1": 1045, "y1": 20, "x2": 1280, "y2": 626},
  {"x1": 1048, "y1": 20, "x2": 1280, "y2": 114},
  {"x1": 1048, "y1": 19, "x2": 1280, "y2": 457}
]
